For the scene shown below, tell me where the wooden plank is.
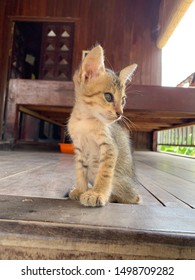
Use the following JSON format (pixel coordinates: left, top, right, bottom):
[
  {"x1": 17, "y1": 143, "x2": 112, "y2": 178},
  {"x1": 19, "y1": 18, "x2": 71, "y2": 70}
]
[
  {"x1": 0, "y1": 150, "x2": 195, "y2": 259},
  {"x1": 131, "y1": 180, "x2": 163, "y2": 207},
  {"x1": 134, "y1": 122, "x2": 172, "y2": 128},
  {"x1": 0, "y1": 150, "x2": 160, "y2": 206},
  {"x1": 10, "y1": 79, "x2": 74, "y2": 106},
  {"x1": 0, "y1": 152, "x2": 74, "y2": 198},
  {"x1": 19, "y1": 105, "x2": 64, "y2": 127},
  {"x1": 10, "y1": 80, "x2": 195, "y2": 113},
  {"x1": 0, "y1": 195, "x2": 195, "y2": 235},
  {"x1": 135, "y1": 151, "x2": 195, "y2": 182},
  {"x1": 5, "y1": 80, "x2": 195, "y2": 142},
  {"x1": 157, "y1": 120, "x2": 195, "y2": 131},
  {"x1": 127, "y1": 85, "x2": 195, "y2": 113},
  {"x1": 1, "y1": 150, "x2": 194, "y2": 208},
  {"x1": 133, "y1": 124, "x2": 172, "y2": 132},
  {"x1": 0, "y1": 161, "x2": 73, "y2": 199},
  {"x1": 0, "y1": 195, "x2": 195, "y2": 260},
  {"x1": 135, "y1": 151, "x2": 195, "y2": 172},
  {"x1": 126, "y1": 111, "x2": 195, "y2": 119},
  {"x1": 5, "y1": 80, "x2": 74, "y2": 141},
  {"x1": 135, "y1": 161, "x2": 195, "y2": 208},
  {"x1": 134, "y1": 152, "x2": 195, "y2": 208},
  {"x1": 0, "y1": 151, "x2": 67, "y2": 170},
  {"x1": 26, "y1": 105, "x2": 72, "y2": 113},
  {"x1": 137, "y1": 170, "x2": 190, "y2": 208},
  {"x1": 0, "y1": 151, "x2": 63, "y2": 179}
]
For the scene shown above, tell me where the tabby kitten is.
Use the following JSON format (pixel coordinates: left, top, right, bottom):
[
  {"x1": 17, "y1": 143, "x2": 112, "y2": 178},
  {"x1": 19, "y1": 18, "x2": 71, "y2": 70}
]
[{"x1": 68, "y1": 45, "x2": 141, "y2": 207}]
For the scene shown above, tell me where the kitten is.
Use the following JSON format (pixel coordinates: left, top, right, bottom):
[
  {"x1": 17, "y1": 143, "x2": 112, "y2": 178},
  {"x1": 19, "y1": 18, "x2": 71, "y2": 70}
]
[{"x1": 68, "y1": 45, "x2": 141, "y2": 207}]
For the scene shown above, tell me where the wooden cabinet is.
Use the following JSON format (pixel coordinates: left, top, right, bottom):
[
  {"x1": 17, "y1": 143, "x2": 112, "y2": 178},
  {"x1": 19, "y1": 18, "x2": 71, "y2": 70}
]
[{"x1": 39, "y1": 22, "x2": 74, "y2": 81}]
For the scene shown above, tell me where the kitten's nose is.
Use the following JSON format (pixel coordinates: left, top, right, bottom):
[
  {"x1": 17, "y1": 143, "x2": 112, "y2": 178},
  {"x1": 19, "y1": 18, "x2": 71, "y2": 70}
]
[
  {"x1": 115, "y1": 105, "x2": 123, "y2": 119},
  {"x1": 116, "y1": 111, "x2": 122, "y2": 119}
]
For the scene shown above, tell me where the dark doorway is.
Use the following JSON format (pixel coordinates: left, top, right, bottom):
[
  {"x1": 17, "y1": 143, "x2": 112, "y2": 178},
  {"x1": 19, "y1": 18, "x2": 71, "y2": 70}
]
[
  {"x1": 9, "y1": 21, "x2": 74, "y2": 143},
  {"x1": 10, "y1": 22, "x2": 42, "y2": 79}
]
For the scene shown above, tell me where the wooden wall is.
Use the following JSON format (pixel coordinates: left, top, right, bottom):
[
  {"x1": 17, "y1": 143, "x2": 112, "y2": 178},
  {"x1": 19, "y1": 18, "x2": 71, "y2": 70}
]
[{"x1": 0, "y1": 0, "x2": 161, "y2": 141}]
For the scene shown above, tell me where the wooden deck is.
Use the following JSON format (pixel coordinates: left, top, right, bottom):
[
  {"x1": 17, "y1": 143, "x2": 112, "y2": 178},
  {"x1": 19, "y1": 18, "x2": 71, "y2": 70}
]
[{"x1": 0, "y1": 150, "x2": 195, "y2": 259}]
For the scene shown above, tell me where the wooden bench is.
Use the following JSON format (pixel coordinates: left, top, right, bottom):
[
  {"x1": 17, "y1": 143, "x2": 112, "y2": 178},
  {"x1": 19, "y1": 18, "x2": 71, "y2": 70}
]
[{"x1": 5, "y1": 79, "x2": 195, "y2": 148}]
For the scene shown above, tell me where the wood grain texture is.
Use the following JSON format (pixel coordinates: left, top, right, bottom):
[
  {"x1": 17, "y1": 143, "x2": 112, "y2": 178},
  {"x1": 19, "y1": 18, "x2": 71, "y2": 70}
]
[
  {"x1": 0, "y1": 196, "x2": 195, "y2": 260},
  {"x1": 0, "y1": 150, "x2": 195, "y2": 259},
  {"x1": 0, "y1": 151, "x2": 74, "y2": 198},
  {"x1": 5, "y1": 79, "x2": 195, "y2": 143},
  {"x1": 135, "y1": 152, "x2": 195, "y2": 208},
  {"x1": 0, "y1": 151, "x2": 195, "y2": 209},
  {"x1": 0, "y1": 0, "x2": 161, "y2": 139},
  {"x1": 0, "y1": 195, "x2": 195, "y2": 234}
]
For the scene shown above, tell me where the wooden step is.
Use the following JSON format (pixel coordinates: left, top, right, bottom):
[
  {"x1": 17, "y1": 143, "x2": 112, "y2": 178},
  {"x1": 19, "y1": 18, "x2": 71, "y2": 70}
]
[{"x1": 0, "y1": 195, "x2": 195, "y2": 259}]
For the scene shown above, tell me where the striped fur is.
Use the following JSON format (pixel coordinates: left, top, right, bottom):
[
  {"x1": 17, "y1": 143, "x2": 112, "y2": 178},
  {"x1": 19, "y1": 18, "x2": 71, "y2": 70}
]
[{"x1": 68, "y1": 45, "x2": 140, "y2": 207}]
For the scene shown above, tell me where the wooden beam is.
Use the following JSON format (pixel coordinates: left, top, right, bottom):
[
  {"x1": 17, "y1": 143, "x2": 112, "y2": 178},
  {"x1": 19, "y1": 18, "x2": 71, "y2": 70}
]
[
  {"x1": 155, "y1": 120, "x2": 195, "y2": 131},
  {"x1": 9, "y1": 80, "x2": 195, "y2": 113},
  {"x1": 127, "y1": 85, "x2": 195, "y2": 113},
  {"x1": 26, "y1": 105, "x2": 72, "y2": 113},
  {"x1": 5, "y1": 80, "x2": 195, "y2": 142},
  {"x1": 19, "y1": 105, "x2": 64, "y2": 127},
  {"x1": 125, "y1": 111, "x2": 195, "y2": 119},
  {"x1": 10, "y1": 79, "x2": 74, "y2": 106},
  {"x1": 157, "y1": 0, "x2": 193, "y2": 48}
]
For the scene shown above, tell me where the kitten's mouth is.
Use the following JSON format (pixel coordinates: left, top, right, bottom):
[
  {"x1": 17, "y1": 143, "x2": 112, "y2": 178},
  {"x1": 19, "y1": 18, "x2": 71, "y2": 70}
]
[
  {"x1": 116, "y1": 115, "x2": 122, "y2": 121},
  {"x1": 107, "y1": 116, "x2": 121, "y2": 123},
  {"x1": 98, "y1": 112, "x2": 121, "y2": 123},
  {"x1": 109, "y1": 116, "x2": 122, "y2": 122}
]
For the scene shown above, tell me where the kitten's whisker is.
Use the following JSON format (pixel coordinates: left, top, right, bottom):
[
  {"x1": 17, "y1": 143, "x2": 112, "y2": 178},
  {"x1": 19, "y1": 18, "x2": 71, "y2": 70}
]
[
  {"x1": 105, "y1": 57, "x2": 114, "y2": 72},
  {"x1": 125, "y1": 82, "x2": 133, "y2": 91},
  {"x1": 128, "y1": 119, "x2": 138, "y2": 131},
  {"x1": 120, "y1": 117, "x2": 132, "y2": 132},
  {"x1": 121, "y1": 115, "x2": 138, "y2": 132}
]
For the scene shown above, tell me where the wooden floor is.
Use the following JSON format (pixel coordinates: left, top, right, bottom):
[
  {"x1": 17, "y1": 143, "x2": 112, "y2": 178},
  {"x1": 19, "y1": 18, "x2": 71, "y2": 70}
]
[
  {"x1": 0, "y1": 150, "x2": 195, "y2": 259},
  {"x1": 0, "y1": 150, "x2": 194, "y2": 207}
]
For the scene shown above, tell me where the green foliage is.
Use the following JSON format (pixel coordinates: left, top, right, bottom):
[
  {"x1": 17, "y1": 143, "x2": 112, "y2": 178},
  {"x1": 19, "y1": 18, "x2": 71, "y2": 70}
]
[{"x1": 159, "y1": 145, "x2": 195, "y2": 157}]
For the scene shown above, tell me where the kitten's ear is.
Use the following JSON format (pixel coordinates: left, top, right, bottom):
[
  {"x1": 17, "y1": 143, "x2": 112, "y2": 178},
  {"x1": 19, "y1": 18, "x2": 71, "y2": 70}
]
[
  {"x1": 80, "y1": 45, "x2": 105, "y2": 83},
  {"x1": 119, "y1": 64, "x2": 137, "y2": 85}
]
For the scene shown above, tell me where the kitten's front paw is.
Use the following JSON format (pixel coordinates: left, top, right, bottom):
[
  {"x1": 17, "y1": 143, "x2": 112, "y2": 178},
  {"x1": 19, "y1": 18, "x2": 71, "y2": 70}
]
[
  {"x1": 69, "y1": 188, "x2": 83, "y2": 201},
  {"x1": 80, "y1": 190, "x2": 108, "y2": 207}
]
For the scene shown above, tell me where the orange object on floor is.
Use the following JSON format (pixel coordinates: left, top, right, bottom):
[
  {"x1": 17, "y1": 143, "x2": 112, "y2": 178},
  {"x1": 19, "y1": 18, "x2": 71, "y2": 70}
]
[{"x1": 59, "y1": 143, "x2": 74, "y2": 154}]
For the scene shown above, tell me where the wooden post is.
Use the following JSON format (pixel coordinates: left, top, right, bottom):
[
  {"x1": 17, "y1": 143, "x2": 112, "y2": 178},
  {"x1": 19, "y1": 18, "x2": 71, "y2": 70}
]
[{"x1": 152, "y1": 130, "x2": 158, "y2": 151}]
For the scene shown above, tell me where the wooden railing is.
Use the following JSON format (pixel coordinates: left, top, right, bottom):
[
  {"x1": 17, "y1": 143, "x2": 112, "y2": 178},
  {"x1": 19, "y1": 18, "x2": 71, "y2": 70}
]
[{"x1": 157, "y1": 126, "x2": 195, "y2": 147}]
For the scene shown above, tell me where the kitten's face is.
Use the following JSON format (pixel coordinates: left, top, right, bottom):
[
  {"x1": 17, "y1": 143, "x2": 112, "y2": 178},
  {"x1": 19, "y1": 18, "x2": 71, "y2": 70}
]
[
  {"x1": 77, "y1": 71, "x2": 126, "y2": 124},
  {"x1": 73, "y1": 45, "x2": 137, "y2": 124}
]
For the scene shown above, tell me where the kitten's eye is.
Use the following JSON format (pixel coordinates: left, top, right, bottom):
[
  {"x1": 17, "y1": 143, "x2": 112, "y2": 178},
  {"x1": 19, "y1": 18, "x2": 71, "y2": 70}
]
[{"x1": 104, "y1": 92, "x2": 114, "y2": 102}]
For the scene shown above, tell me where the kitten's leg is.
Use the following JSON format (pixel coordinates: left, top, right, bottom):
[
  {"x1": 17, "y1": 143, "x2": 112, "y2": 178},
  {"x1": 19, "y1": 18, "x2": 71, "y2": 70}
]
[
  {"x1": 69, "y1": 147, "x2": 88, "y2": 201},
  {"x1": 80, "y1": 143, "x2": 117, "y2": 207},
  {"x1": 110, "y1": 177, "x2": 141, "y2": 204}
]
